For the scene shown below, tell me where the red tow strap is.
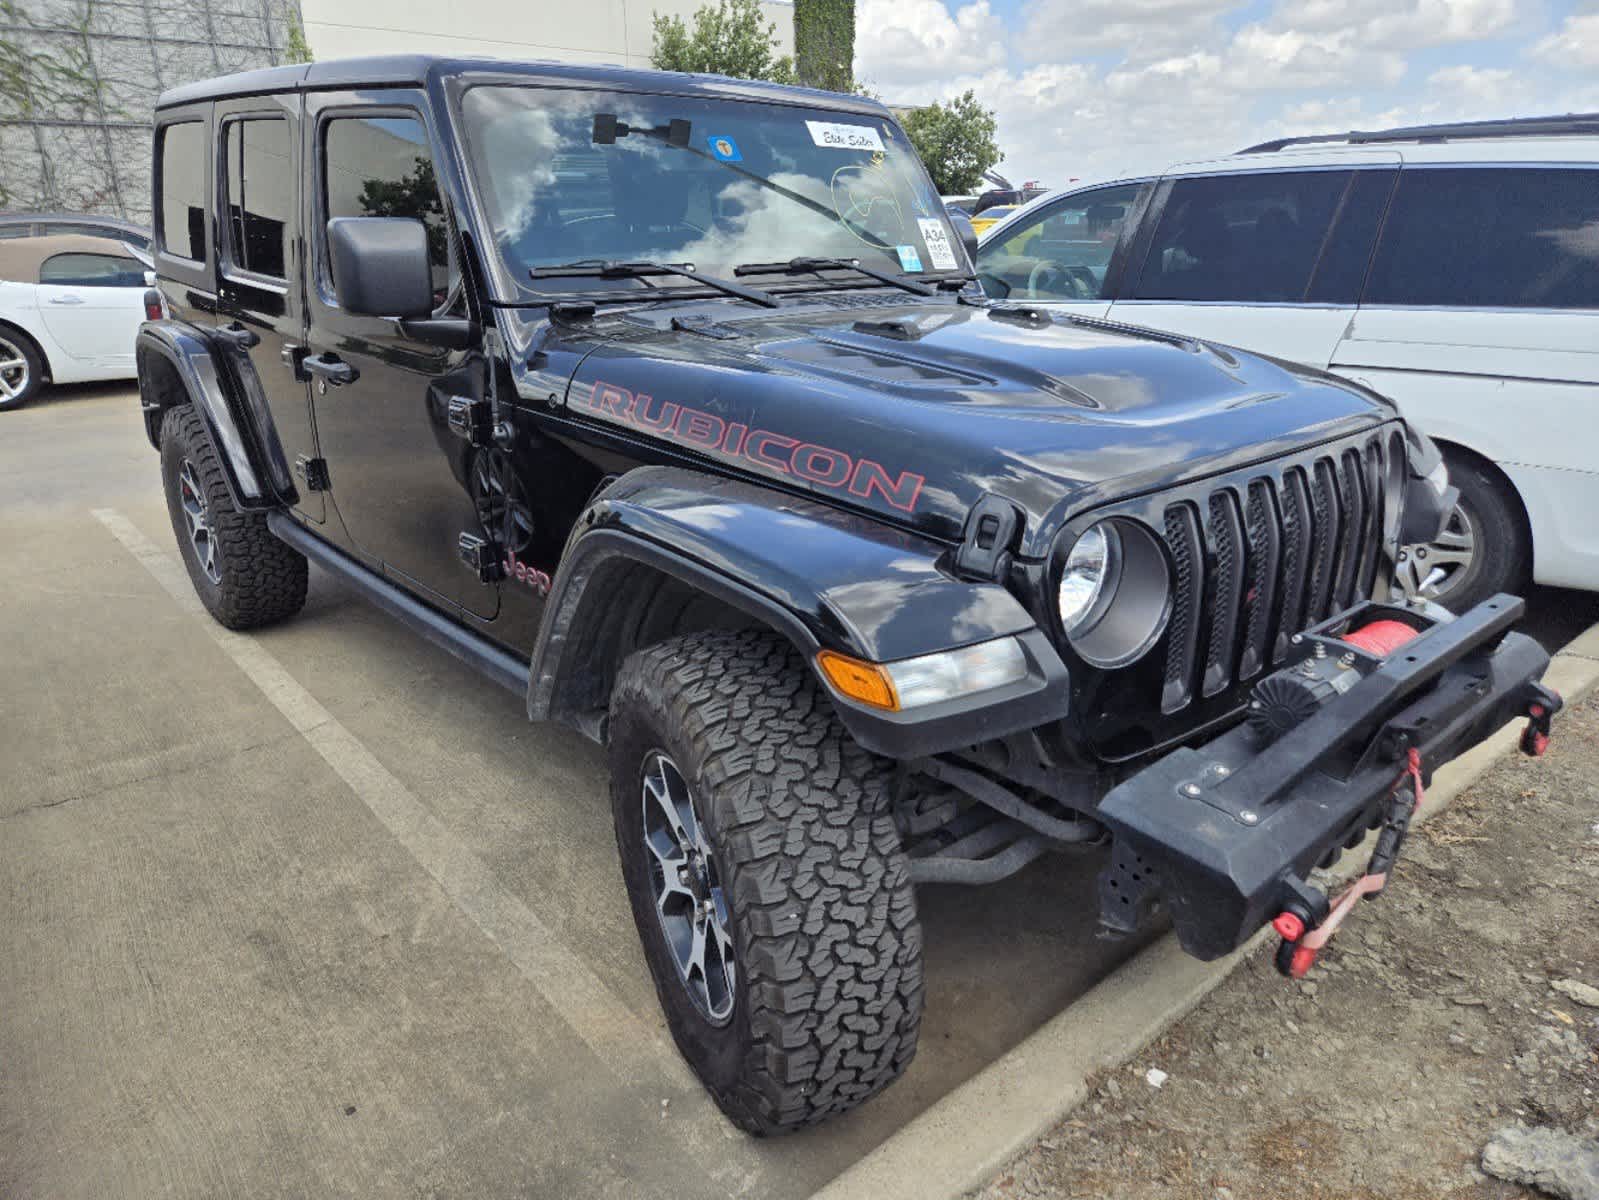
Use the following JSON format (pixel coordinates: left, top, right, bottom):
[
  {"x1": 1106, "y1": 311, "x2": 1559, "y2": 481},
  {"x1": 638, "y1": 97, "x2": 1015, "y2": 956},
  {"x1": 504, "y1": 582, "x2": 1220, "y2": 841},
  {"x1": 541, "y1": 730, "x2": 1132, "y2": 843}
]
[{"x1": 1281, "y1": 748, "x2": 1424, "y2": 979}]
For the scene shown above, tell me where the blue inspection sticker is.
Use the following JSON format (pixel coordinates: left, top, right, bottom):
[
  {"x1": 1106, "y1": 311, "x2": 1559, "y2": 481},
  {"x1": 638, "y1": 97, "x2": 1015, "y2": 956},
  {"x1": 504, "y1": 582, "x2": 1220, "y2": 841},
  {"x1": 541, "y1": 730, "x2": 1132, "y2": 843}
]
[
  {"x1": 895, "y1": 244, "x2": 924, "y2": 272},
  {"x1": 707, "y1": 135, "x2": 742, "y2": 162}
]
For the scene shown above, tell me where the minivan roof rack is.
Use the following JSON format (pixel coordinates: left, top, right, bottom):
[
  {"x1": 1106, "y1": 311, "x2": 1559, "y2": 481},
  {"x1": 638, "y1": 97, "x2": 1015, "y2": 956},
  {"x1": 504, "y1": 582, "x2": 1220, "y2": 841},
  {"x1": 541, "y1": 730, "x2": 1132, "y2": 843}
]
[{"x1": 1237, "y1": 112, "x2": 1599, "y2": 154}]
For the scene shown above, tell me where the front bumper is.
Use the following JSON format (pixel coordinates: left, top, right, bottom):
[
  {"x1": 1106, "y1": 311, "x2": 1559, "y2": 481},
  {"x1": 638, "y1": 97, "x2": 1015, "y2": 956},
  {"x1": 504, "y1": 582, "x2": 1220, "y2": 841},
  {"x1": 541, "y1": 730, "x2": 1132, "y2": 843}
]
[{"x1": 1095, "y1": 594, "x2": 1558, "y2": 961}]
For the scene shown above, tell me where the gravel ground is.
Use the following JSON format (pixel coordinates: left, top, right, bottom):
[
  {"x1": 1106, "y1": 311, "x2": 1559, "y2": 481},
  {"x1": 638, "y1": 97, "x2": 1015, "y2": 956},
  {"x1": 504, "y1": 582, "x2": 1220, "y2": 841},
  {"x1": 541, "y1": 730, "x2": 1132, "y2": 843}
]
[{"x1": 977, "y1": 692, "x2": 1599, "y2": 1200}]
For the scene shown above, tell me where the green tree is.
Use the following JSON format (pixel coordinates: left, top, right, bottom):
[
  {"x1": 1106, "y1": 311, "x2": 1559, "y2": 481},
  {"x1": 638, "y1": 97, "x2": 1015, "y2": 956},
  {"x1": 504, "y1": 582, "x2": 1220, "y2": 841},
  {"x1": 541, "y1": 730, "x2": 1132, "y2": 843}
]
[
  {"x1": 793, "y1": 0, "x2": 854, "y2": 93},
  {"x1": 284, "y1": 12, "x2": 314, "y2": 64},
  {"x1": 650, "y1": 0, "x2": 794, "y2": 82},
  {"x1": 899, "y1": 91, "x2": 1001, "y2": 196}
]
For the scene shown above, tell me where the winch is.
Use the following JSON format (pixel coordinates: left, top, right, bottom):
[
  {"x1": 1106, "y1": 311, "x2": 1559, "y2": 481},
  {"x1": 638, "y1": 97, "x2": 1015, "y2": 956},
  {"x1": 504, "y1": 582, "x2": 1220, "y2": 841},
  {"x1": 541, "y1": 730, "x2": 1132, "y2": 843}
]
[{"x1": 1248, "y1": 618, "x2": 1422, "y2": 747}]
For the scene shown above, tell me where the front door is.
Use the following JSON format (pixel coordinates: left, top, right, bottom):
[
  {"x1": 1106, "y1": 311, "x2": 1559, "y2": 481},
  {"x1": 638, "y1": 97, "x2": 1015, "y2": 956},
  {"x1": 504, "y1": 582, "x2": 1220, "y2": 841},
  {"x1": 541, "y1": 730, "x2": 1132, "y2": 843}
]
[
  {"x1": 301, "y1": 92, "x2": 493, "y2": 617},
  {"x1": 977, "y1": 183, "x2": 1150, "y2": 319},
  {"x1": 212, "y1": 94, "x2": 323, "y2": 522},
  {"x1": 35, "y1": 249, "x2": 148, "y2": 373}
]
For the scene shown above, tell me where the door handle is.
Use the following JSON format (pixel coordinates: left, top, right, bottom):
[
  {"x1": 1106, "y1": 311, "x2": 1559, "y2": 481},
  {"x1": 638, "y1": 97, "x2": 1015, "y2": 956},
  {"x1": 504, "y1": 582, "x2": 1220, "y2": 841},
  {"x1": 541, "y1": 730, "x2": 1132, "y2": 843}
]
[
  {"x1": 213, "y1": 322, "x2": 260, "y2": 350},
  {"x1": 47, "y1": 295, "x2": 85, "y2": 305},
  {"x1": 303, "y1": 353, "x2": 358, "y2": 387}
]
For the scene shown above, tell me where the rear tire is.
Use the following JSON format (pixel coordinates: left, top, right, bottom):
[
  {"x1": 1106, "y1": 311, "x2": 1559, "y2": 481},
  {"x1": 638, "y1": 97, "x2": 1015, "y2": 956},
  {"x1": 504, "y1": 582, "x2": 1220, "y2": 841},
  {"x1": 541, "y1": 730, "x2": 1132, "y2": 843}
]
[
  {"x1": 0, "y1": 328, "x2": 44, "y2": 411},
  {"x1": 608, "y1": 630, "x2": 924, "y2": 1134},
  {"x1": 1398, "y1": 452, "x2": 1528, "y2": 613},
  {"x1": 159, "y1": 404, "x2": 308, "y2": 629}
]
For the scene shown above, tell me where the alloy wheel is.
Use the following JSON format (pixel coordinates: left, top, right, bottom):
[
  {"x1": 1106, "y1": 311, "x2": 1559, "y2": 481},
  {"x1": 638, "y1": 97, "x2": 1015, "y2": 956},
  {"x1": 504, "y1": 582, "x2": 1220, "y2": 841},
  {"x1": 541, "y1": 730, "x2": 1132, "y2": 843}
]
[
  {"x1": 1395, "y1": 501, "x2": 1476, "y2": 602},
  {"x1": 640, "y1": 750, "x2": 737, "y2": 1024},
  {"x1": 0, "y1": 335, "x2": 29, "y2": 403},
  {"x1": 178, "y1": 458, "x2": 222, "y2": 584}
]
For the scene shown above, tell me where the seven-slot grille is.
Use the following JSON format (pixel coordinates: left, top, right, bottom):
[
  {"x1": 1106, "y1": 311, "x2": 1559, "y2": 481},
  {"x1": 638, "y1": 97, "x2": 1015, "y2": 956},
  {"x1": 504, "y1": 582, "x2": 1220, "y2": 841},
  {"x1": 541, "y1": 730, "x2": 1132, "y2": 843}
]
[{"x1": 1159, "y1": 429, "x2": 1406, "y2": 714}]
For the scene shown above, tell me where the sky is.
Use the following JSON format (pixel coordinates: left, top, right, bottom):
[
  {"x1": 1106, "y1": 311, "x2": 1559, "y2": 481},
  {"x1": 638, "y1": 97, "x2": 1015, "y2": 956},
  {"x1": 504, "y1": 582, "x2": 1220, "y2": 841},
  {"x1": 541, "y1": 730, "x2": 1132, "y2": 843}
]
[{"x1": 853, "y1": 0, "x2": 1599, "y2": 190}]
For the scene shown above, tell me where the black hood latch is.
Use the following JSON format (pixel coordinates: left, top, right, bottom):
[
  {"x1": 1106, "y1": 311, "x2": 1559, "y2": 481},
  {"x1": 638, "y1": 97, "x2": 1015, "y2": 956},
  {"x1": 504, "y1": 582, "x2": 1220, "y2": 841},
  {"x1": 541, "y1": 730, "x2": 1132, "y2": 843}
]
[{"x1": 954, "y1": 493, "x2": 1024, "y2": 582}]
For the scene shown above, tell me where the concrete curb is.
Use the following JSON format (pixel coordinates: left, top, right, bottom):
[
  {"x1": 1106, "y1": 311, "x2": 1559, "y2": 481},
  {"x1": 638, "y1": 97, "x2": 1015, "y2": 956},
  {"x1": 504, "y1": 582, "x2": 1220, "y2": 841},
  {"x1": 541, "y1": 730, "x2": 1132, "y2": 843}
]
[{"x1": 811, "y1": 624, "x2": 1599, "y2": 1200}]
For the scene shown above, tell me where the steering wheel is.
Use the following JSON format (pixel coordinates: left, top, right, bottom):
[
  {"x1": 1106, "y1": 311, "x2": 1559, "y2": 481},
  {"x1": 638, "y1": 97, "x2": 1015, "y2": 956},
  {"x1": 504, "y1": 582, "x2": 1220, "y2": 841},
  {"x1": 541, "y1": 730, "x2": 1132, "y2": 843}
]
[{"x1": 1026, "y1": 260, "x2": 1097, "y2": 300}]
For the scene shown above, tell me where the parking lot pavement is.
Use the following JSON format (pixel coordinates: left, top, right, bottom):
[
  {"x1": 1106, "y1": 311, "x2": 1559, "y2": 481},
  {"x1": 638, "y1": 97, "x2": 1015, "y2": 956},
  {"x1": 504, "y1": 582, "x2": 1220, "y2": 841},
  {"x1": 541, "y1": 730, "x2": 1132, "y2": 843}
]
[
  {"x1": 8, "y1": 385, "x2": 1597, "y2": 1199},
  {"x1": 1, "y1": 383, "x2": 1157, "y2": 1199}
]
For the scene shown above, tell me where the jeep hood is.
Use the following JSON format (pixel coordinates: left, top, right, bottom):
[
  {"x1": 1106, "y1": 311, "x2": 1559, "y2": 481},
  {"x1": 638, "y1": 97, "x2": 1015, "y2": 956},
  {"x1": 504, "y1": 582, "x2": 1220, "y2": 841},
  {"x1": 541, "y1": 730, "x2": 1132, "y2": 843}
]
[{"x1": 533, "y1": 298, "x2": 1396, "y2": 557}]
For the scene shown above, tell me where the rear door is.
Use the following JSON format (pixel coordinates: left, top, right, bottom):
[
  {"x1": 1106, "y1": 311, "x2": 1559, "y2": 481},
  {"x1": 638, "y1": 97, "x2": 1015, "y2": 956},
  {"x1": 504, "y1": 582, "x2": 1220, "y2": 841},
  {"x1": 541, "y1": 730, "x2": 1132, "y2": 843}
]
[
  {"x1": 1110, "y1": 164, "x2": 1397, "y2": 367},
  {"x1": 977, "y1": 182, "x2": 1151, "y2": 319},
  {"x1": 35, "y1": 250, "x2": 147, "y2": 371},
  {"x1": 213, "y1": 93, "x2": 324, "y2": 523},
  {"x1": 301, "y1": 91, "x2": 491, "y2": 616}
]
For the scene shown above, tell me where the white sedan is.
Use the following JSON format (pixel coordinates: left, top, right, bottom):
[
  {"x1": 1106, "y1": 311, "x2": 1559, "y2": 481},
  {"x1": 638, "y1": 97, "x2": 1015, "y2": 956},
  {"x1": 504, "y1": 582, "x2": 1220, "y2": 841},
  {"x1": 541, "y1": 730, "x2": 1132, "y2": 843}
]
[{"x1": 0, "y1": 233, "x2": 154, "y2": 411}]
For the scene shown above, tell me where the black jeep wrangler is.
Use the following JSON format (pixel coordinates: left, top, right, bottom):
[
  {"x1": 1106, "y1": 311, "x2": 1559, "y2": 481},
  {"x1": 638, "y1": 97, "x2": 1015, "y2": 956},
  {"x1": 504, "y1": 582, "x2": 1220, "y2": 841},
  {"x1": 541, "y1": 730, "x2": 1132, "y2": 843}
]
[{"x1": 136, "y1": 55, "x2": 1559, "y2": 1134}]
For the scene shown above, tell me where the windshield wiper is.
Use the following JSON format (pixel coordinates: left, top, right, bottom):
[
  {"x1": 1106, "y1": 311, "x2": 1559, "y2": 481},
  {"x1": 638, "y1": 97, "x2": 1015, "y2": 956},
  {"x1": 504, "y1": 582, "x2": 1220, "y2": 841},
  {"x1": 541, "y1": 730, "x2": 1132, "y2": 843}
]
[
  {"x1": 529, "y1": 260, "x2": 780, "y2": 309},
  {"x1": 733, "y1": 256, "x2": 937, "y2": 297}
]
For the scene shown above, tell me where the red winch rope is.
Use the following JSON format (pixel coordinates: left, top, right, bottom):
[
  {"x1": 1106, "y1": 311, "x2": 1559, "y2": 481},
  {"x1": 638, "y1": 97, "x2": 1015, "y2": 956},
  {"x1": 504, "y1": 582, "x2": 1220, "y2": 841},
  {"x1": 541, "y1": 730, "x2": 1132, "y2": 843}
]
[{"x1": 1341, "y1": 619, "x2": 1420, "y2": 658}]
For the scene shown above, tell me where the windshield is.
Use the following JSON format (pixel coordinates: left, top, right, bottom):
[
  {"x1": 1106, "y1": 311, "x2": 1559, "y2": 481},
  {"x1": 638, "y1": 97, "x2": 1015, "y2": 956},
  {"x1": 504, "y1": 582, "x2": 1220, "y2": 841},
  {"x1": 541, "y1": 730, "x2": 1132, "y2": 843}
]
[{"x1": 459, "y1": 86, "x2": 963, "y2": 298}]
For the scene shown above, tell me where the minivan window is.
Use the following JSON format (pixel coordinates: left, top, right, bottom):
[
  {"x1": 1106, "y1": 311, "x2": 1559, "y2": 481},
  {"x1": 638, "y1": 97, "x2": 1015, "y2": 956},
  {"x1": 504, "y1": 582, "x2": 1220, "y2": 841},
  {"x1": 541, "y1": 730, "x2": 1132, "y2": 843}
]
[
  {"x1": 979, "y1": 184, "x2": 1143, "y2": 301},
  {"x1": 158, "y1": 121, "x2": 207, "y2": 262},
  {"x1": 1365, "y1": 168, "x2": 1599, "y2": 310},
  {"x1": 322, "y1": 114, "x2": 450, "y2": 304},
  {"x1": 223, "y1": 118, "x2": 292, "y2": 280},
  {"x1": 1130, "y1": 171, "x2": 1350, "y2": 303},
  {"x1": 39, "y1": 252, "x2": 146, "y2": 287}
]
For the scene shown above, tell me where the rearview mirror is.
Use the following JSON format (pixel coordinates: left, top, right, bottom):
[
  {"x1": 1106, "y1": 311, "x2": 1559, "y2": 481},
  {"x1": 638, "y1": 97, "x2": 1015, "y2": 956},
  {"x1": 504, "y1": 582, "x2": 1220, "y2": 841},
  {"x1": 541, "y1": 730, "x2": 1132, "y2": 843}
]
[
  {"x1": 947, "y1": 211, "x2": 980, "y2": 270},
  {"x1": 326, "y1": 217, "x2": 434, "y2": 319}
]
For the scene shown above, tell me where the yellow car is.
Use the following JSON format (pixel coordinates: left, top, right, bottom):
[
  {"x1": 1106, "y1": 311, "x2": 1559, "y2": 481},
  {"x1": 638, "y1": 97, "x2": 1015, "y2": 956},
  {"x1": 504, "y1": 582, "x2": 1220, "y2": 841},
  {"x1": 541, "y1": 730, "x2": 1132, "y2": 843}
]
[{"x1": 968, "y1": 205, "x2": 1017, "y2": 235}]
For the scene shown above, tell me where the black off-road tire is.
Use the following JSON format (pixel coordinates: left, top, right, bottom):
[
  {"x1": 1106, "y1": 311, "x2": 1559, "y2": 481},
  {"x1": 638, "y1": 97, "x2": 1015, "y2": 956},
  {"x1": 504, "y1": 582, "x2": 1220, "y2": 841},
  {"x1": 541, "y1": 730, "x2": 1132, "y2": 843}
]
[
  {"x1": 159, "y1": 404, "x2": 308, "y2": 629},
  {"x1": 608, "y1": 630, "x2": 924, "y2": 1135}
]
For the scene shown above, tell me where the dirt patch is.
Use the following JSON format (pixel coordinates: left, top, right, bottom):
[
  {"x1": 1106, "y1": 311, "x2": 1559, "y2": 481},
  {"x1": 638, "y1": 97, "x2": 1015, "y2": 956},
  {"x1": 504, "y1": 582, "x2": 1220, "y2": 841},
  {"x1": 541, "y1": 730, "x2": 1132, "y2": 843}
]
[{"x1": 977, "y1": 694, "x2": 1599, "y2": 1200}]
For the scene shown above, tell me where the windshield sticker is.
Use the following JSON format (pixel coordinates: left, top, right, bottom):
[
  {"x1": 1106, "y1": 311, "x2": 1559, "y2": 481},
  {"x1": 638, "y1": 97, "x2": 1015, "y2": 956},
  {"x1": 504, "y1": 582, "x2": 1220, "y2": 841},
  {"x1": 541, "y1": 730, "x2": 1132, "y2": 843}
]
[
  {"x1": 895, "y1": 244, "x2": 924, "y2": 273},
  {"x1": 707, "y1": 135, "x2": 742, "y2": 162},
  {"x1": 918, "y1": 218, "x2": 959, "y2": 271},
  {"x1": 805, "y1": 120, "x2": 886, "y2": 153}
]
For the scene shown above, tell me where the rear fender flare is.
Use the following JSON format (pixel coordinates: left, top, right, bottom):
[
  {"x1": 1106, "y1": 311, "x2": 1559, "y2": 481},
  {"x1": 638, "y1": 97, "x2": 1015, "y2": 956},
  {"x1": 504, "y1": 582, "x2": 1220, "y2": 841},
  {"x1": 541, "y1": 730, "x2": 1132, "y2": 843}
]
[
  {"x1": 136, "y1": 322, "x2": 292, "y2": 509},
  {"x1": 528, "y1": 466, "x2": 1071, "y2": 758}
]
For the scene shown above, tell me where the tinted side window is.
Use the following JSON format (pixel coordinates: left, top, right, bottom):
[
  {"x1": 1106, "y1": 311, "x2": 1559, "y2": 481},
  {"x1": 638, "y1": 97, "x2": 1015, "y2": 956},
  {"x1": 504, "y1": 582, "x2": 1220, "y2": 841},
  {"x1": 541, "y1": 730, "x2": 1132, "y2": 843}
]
[
  {"x1": 1306, "y1": 169, "x2": 1395, "y2": 304},
  {"x1": 979, "y1": 184, "x2": 1143, "y2": 301},
  {"x1": 1365, "y1": 168, "x2": 1599, "y2": 309},
  {"x1": 323, "y1": 114, "x2": 450, "y2": 304},
  {"x1": 223, "y1": 118, "x2": 292, "y2": 279},
  {"x1": 1131, "y1": 171, "x2": 1351, "y2": 303},
  {"x1": 39, "y1": 252, "x2": 147, "y2": 287},
  {"x1": 158, "y1": 121, "x2": 207, "y2": 262}
]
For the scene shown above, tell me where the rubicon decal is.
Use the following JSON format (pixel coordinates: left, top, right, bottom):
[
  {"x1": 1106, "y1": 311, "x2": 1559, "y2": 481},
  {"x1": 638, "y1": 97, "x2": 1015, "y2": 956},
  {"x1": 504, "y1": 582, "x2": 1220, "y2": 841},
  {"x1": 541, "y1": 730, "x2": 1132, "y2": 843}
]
[{"x1": 586, "y1": 380, "x2": 925, "y2": 513}]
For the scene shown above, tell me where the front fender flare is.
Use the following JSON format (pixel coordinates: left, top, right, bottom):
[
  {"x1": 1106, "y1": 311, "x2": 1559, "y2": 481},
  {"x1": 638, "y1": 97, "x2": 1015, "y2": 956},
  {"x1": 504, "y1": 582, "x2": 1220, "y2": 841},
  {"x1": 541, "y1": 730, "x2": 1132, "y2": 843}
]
[
  {"x1": 136, "y1": 322, "x2": 292, "y2": 509},
  {"x1": 528, "y1": 466, "x2": 1071, "y2": 758}
]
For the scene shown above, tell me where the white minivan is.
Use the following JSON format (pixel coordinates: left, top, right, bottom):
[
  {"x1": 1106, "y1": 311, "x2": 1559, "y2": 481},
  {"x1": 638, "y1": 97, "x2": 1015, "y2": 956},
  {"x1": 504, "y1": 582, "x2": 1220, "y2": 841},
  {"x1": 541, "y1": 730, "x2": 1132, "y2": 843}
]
[{"x1": 976, "y1": 114, "x2": 1599, "y2": 612}]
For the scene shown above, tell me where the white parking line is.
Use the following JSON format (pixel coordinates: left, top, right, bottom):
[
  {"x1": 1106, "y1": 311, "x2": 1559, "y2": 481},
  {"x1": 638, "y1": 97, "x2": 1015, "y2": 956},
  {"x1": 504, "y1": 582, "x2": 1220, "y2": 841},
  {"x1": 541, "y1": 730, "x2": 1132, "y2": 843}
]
[{"x1": 92, "y1": 506, "x2": 697, "y2": 1091}]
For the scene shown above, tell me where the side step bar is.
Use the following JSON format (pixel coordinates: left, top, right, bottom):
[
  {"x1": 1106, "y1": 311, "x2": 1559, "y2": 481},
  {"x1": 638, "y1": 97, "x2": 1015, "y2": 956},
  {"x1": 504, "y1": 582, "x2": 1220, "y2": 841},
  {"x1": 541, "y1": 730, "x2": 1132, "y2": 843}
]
[{"x1": 267, "y1": 512, "x2": 527, "y2": 696}]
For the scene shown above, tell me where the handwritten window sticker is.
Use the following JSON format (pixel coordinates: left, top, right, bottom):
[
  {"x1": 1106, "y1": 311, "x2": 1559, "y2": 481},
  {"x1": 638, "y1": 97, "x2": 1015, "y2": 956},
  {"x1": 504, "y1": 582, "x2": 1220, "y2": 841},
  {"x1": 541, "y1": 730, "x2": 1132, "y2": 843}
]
[
  {"x1": 896, "y1": 244, "x2": 924, "y2": 272},
  {"x1": 806, "y1": 120, "x2": 887, "y2": 152},
  {"x1": 707, "y1": 135, "x2": 742, "y2": 162},
  {"x1": 918, "y1": 218, "x2": 959, "y2": 271}
]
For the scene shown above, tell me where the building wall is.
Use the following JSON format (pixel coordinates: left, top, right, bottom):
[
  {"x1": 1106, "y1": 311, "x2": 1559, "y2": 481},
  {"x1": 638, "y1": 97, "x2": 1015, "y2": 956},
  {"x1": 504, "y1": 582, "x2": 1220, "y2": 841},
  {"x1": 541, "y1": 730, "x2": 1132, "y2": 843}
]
[
  {"x1": 1, "y1": 0, "x2": 794, "y2": 224},
  {"x1": 301, "y1": 0, "x2": 794, "y2": 73}
]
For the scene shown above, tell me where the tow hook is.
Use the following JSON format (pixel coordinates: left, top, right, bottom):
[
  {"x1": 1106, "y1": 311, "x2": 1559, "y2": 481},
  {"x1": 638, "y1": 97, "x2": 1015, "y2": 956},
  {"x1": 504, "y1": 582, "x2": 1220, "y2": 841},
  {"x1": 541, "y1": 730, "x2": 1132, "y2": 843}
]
[
  {"x1": 1520, "y1": 685, "x2": 1561, "y2": 757},
  {"x1": 1272, "y1": 748, "x2": 1425, "y2": 979}
]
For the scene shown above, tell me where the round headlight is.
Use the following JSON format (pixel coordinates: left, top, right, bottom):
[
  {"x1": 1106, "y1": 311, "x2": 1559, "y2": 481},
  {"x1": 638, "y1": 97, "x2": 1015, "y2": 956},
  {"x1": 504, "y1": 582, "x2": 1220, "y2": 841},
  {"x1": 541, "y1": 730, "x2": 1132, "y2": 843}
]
[
  {"x1": 1056, "y1": 519, "x2": 1172, "y2": 669},
  {"x1": 1058, "y1": 522, "x2": 1118, "y2": 633}
]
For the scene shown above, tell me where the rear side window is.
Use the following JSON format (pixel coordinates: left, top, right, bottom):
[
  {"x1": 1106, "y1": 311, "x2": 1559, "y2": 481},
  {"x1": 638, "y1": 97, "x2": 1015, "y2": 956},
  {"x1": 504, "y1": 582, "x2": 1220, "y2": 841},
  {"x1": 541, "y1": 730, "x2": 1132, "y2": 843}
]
[
  {"x1": 39, "y1": 252, "x2": 147, "y2": 288},
  {"x1": 157, "y1": 121, "x2": 207, "y2": 262},
  {"x1": 322, "y1": 113, "x2": 450, "y2": 304},
  {"x1": 223, "y1": 118, "x2": 292, "y2": 280},
  {"x1": 1365, "y1": 168, "x2": 1599, "y2": 309},
  {"x1": 1130, "y1": 171, "x2": 1350, "y2": 303}
]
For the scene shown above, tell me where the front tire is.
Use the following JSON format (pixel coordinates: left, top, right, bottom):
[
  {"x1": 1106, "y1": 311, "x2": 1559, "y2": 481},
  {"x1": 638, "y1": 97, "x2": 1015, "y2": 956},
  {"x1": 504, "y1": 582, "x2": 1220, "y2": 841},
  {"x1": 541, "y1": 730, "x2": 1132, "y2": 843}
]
[
  {"x1": 608, "y1": 630, "x2": 924, "y2": 1135},
  {"x1": 159, "y1": 404, "x2": 308, "y2": 629},
  {"x1": 1397, "y1": 452, "x2": 1528, "y2": 613}
]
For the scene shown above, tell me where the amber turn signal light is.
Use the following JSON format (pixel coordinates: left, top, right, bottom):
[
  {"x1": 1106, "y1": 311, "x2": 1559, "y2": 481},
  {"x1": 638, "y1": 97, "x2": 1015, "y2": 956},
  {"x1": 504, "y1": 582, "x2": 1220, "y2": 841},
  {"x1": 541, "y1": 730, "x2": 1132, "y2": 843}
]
[{"x1": 816, "y1": 650, "x2": 899, "y2": 711}]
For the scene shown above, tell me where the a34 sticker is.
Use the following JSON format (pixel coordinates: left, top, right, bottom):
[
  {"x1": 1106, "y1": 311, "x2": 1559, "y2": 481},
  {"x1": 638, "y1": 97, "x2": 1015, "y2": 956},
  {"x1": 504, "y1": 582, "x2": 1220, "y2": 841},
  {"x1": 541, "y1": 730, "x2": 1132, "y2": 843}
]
[
  {"x1": 918, "y1": 218, "x2": 959, "y2": 271},
  {"x1": 805, "y1": 120, "x2": 886, "y2": 152}
]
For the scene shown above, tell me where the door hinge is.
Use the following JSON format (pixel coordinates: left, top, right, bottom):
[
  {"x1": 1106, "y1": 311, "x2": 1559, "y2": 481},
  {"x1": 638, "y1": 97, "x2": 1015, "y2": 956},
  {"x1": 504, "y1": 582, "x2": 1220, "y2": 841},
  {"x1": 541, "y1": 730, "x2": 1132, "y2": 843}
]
[
  {"x1": 294, "y1": 455, "x2": 330, "y2": 493},
  {"x1": 458, "y1": 532, "x2": 506, "y2": 583},
  {"x1": 446, "y1": 395, "x2": 493, "y2": 447},
  {"x1": 954, "y1": 493, "x2": 1023, "y2": 581}
]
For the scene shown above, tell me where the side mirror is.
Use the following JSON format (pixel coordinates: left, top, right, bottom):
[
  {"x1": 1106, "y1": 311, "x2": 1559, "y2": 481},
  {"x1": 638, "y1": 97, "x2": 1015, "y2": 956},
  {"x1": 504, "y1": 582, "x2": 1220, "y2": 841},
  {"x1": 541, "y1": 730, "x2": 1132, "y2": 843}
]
[
  {"x1": 326, "y1": 217, "x2": 434, "y2": 319},
  {"x1": 947, "y1": 211, "x2": 980, "y2": 270}
]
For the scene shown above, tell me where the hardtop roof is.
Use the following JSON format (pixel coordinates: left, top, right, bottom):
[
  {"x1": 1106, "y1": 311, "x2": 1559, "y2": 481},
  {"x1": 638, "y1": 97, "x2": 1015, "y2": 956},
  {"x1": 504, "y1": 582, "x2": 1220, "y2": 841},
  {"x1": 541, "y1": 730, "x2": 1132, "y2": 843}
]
[{"x1": 155, "y1": 55, "x2": 891, "y2": 118}]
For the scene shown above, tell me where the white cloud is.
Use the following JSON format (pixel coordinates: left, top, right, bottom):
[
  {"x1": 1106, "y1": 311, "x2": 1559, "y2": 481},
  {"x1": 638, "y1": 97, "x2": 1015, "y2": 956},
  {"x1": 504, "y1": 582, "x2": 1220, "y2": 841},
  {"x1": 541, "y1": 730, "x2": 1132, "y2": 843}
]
[
  {"x1": 1530, "y1": 12, "x2": 1599, "y2": 68},
  {"x1": 1015, "y1": 0, "x2": 1236, "y2": 62},
  {"x1": 855, "y1": 0, "x2": 1007, "y2": 89},
  {"x1": 1265, "y1": 0, "x2": 1519, "y2": 45}
]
